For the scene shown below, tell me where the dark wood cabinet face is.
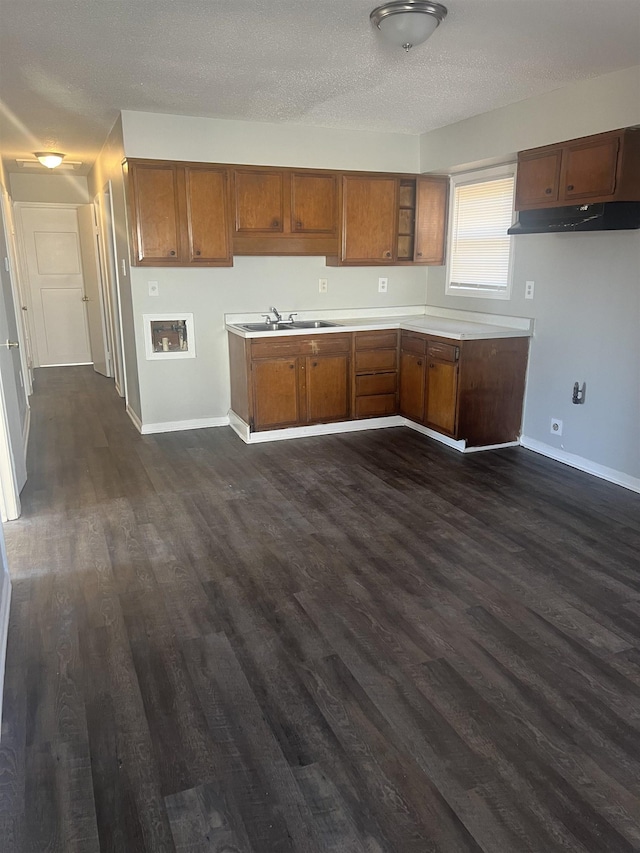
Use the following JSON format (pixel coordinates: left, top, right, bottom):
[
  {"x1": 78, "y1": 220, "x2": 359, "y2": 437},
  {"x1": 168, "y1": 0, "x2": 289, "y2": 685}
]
[
  {"x1": 234, "y1": 170, "x2": 284, "y2": 233},
  {"x1": 515, "y1": 150, "x2": 562, "y2": 209},
  {"x1": 291, "y1": 173, "x2": 337, "y2": 234},
  {"x1": 425, "y1": 358, "x2": 458, "y2": 435},
  {"x1": 561, "y1": 137, "x2": 620, "y2": 201},
  {"x1": 414, "y1": 178, "x2": 448, "y2": 264},
  {"x1": 515, "y1": 129, "x2": 639, "y2": 210},
  {"x1": 399, "y1": 351, "x2": 426, "y2": 422},
  {"x1": 184, "y1": 167, "x2": 231, "y2": 264},
  {"x1": 131, "y1": 163, "x2": 181, "y2": 263},
  {"x1": 341, "y1": 176, "x2": 397, "y2": 263},
  {"x1": 252, "y1": 358, "x2": 301, "y2": 429},
  {"x1": 305, "y1": 354, "x2": 350, "y2": 423}
]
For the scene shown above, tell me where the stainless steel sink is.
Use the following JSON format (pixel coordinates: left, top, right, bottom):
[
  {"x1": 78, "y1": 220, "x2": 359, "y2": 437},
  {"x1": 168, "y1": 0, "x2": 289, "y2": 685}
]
[
  {"x1": 240, "y1": 320, "x2": 338, "y2": 332},
  {"x1": 240, "y1": 322, "x2": 295, "y2": 331},
  {"x1": 291, "y1": 320, "x2": 338, "y2": 329}
]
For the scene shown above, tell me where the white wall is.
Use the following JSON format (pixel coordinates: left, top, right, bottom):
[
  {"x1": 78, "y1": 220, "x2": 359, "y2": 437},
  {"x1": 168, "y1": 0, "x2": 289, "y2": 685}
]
[
  {"x1": 420, "y1": 65, "x2": 640, "y2": 174},
  {"x1": 122, "y1": 111, "x2": 421, "y2": 173},
  {"x1": 9, "y1": 173, "x2": 90, "y2": 205},
  {"x1": 422, "y1": 67, "x2": 640, "y2": 483},
  {"x1": 120, "y1": 112, "x2": 425, "y2": 427}
]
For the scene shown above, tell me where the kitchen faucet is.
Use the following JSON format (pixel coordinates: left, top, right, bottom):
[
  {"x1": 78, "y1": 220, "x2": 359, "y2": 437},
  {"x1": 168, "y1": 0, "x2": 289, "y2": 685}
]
[{"x1": 270, "y1": 306, "x2": 282, "y2": 322}]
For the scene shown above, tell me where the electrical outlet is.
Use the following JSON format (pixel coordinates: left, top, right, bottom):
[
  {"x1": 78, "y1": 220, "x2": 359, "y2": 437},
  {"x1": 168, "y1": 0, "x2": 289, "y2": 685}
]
[
  {"x1": 148, "y1": 280, "x2": 159, "y2": 297},
  {"x1": 550, "y1": 418, "x2": 563, "y2": 436},
  {"x1": 525, "y1": 280, "x2": 535, "y2": 299},
  {"x1": 319, "y1": 278, "x2": 328, "y2": 293},
  {"x1": 378, "y1": 277, "x2": 388, "y2": 293}
]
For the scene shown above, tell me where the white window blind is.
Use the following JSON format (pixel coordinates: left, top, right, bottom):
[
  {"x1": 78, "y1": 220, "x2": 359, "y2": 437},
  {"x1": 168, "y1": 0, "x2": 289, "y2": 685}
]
[{"x1": 448, "y1": 173, "x2": 515, "y2": 295}]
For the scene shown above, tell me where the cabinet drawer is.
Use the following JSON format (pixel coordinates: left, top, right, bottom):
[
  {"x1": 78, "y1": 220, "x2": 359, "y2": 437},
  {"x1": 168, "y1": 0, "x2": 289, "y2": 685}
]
[
  {"x1": 355, "y1": 330, "x2": 398, "y2": 350},
  {"x1": 251, "y1": 333, "x2": 351, "y2": 359},
  {"x1": 355, "y1": 394, "x2": 398, "y2": 418},
  {"x1": 355, "y1": 373, "x2": 397, "y2": 396},
  {"x1": 355, "y1": 349, "x2": 397, "y2": 373},
  {"x1": 427, "y1": 341, "x2": 459, "y2": 363},
  {"x1": 400, "y1": 332, "x2": 426, "y2": 355}
]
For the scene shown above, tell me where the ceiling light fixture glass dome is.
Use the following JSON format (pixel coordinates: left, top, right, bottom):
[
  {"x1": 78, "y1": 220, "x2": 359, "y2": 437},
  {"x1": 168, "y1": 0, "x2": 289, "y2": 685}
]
[
  {"x1": 370, "y1": 1, "x2": 447, "y2": 52},
  {"x1": 34, "y1": 152, "x2": 65, "y2": 169}
]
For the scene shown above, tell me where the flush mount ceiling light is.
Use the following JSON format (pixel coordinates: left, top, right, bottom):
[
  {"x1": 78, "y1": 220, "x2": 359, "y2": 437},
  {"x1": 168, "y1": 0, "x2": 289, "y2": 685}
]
[
  {"x1": 370, "y1": 1, "x2": 447, "y2": 52},
  {"x1": 34, "y1": 151, "x2": 65, "y2": 169}
]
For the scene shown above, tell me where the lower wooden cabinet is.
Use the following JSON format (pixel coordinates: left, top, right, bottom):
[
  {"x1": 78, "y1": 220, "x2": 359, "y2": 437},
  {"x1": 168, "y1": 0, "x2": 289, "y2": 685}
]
[
  {"x1": 352, "y1": 330, "x2": 399, "y2": 418},
  {"x1": 229, "y1": 328, "x2": 528, "y2": 445},
  {"x1": 400, "y1": 331, "x2": 528, "y2": 446},
  {"x1": 229, "y1": 332, "x2": 351, "y2": 431}
]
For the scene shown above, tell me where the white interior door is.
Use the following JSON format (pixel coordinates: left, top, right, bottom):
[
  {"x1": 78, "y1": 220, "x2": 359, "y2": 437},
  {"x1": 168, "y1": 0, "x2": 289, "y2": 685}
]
[
  {"x1": 0, "y1": 202, "x2": 28, "y2": 520},
  {"x1": 96, "y1": 187, "x2": 124, "y2": 396},
  {"x1": 18, "y1": 205, "x2": 91, "y2": 367},
  {"x1": 77, "y1": 205, "x2": 109, "y2": 376}
]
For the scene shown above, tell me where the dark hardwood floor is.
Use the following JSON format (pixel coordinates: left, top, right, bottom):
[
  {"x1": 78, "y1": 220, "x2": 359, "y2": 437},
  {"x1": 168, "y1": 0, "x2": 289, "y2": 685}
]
[{"x1": 1, "y1": 366, "x2": 640, "y2": 852}]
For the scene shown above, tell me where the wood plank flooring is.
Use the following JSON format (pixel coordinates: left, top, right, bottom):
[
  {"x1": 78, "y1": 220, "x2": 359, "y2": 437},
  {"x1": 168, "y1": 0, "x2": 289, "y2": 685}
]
[{"x1": 1, "y1": 365, "x2": 640, "y2": 852}]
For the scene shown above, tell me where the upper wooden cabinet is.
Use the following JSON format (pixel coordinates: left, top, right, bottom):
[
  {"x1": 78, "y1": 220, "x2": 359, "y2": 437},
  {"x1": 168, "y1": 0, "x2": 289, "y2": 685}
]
[
  {"x1": 329, "y1": 173, "x2": 448, "y2": 266},
  {"x1": 515, "y1": 129, "x2": 640, "y2": 210},
  {"x1": 126, "y1": 160, "x2": 232, "y2": 266},
  {"x1": 125, "y1": 158, "x2": 447, "y2": 266},
  {"x1": 231, "y1": 166, "x2": 338, "y2": 256}
]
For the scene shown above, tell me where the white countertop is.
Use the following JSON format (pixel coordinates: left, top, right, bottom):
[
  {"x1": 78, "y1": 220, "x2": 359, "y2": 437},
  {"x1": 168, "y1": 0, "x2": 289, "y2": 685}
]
[{"x1": 226, "y1": 310, "x2": 532, "y2": 341}]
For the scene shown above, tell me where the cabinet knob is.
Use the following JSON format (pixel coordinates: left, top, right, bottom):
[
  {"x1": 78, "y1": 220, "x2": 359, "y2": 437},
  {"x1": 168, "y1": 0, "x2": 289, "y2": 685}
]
[
  {"x1": 430, "y1": 363, "x2": 435, "y2": 368},
  {"x1": 416, "y1": 251, "x2": 423, "y2": 257},
  {"x1": 417, "y1": 360, "x2": 422, "y2": 366},
  {"x1": 296, "y1": 220, "x2": 302, "y2": 229},
  {"x1": 312, "y1": 361, "x2": 318, "y2": 368},
  {"x1": 545, "y1": 187, "x2": 552, "y2": 194},
  {"x1": 169, "y1": 250, "x2": 176, "y2": 256},
  {"x1": 567, "y1": 184, "x2": 574, "y2": 191},
  {"x1": 272, "y1": 219, "x2": 280, "y2": 228},
  {"x1": 289, "y1": 364, "x2": 295, "y2": 370},
  {"x1": 384, "y1": 251, "x2": 391, "y2": 258},
  {"x1": 195, "y1": 250, "x2": 201, "y2": 256}
]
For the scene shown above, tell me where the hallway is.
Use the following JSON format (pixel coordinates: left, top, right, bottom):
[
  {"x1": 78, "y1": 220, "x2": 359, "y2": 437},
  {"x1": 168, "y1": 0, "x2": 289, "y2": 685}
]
[{"x1": 1, "y1": 366, "x2": 640, "y2": 852}]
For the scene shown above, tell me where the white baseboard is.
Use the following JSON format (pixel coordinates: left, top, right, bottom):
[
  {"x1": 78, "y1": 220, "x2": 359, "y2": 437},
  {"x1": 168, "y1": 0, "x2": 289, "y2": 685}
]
[
  {"x1": 140, "y1": 416, "x2": 230, "y2": 435},
  {"x1": 232, "y1": 414, "x2": 405, "y2": 444},
  {"x1": 520, "y1": 435, "x2": 640, "y2": 494},
  {"x1": 0, "y1": 569, "x2": 11, "y2": 740},
  {"x1": 126, "y1": 404, "x2": 143, "y2": 433},
  {"x1": 404, "y1": 420, "x2": 467, "y2": 451}
]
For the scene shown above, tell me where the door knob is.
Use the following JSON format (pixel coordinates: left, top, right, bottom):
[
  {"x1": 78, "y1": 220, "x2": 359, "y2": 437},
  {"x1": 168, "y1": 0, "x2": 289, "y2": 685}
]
[
  {"x1": 2, "y1": 340, "x2": 19, "y2": 349},
  {"x1": 82, "y1": 295, "x2": 89, "y2": 302}
]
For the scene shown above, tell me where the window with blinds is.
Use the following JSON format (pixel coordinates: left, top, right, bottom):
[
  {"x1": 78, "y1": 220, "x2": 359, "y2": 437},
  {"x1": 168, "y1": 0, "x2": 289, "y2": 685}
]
[{"x1": 446, "y1": 167, "x2": 515, "y2": 299}]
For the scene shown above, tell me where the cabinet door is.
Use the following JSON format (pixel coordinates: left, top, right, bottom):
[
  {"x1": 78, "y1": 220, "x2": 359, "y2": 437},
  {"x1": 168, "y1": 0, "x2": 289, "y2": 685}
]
[
  {"x1": 515, "y1": 150, "x2": 562, "y2": 209},
  {"x1": 425, "y1": 359, "x2": 458, "y2": 435},
  {"x1": 305, "y1": 354, "x2": 350, "y2": 424},
  {"x1": 561, "y1": 136, "x2": 620, "y2": 202},
  {"x1": 341, "y1": 176, "x2": 397, "y2": 263},
  {"x1": 414, "y1": 178, "x2": 448, "y2": 264},
  {"x1": 291, "y1": 173, "x2": 337, "y2": 234},
  {"x1": 252, "y1": 358, "x2": 301, "y2": 429},
  {"x1": 184, "y1": 167, "x2": 232, "y2": 265},
  {"x1": 234, "y1": 169, "x2": 284, "y2": 233},
  {"x1": 130, "y1": 163, "x2": 181, "y2": 263},
  {"x1": 399, "y1": 351, "x2": 426, "y2": 422}
]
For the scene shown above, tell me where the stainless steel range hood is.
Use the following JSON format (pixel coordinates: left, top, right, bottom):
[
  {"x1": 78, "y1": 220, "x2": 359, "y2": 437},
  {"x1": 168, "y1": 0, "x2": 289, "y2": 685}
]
[{"x1": 508, "y1": 202, "x2": 640, "y2": 235}]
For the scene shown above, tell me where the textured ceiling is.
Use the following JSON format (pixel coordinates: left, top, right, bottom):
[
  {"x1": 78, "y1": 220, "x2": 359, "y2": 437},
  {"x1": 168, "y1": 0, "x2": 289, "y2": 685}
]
[{"x1": 1, "y1": 0, "x2": 639, "y2": 174}]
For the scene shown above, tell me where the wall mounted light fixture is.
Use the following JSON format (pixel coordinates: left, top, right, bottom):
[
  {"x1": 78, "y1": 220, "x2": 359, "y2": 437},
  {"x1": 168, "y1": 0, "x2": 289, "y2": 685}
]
[
  {"x1": 370, "y1": 1, "x2": 447, "y2": 52},
  {"x1": 34, "y1": 151, "x2": 65, "y2": 169}
]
